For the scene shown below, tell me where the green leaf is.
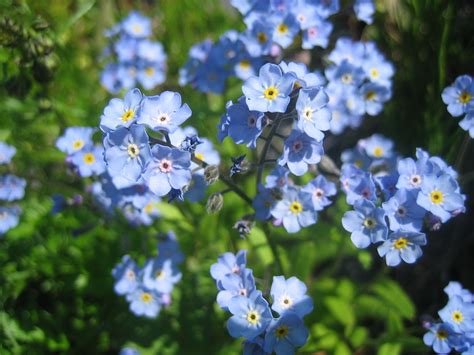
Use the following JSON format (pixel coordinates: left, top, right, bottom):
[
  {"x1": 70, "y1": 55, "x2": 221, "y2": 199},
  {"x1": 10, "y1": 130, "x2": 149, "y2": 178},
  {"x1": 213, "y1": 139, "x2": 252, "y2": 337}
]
[
  {"x1": 324, "y1": 296, "x2": 355, "y2": 329},
  {"x1": 378, "y1": 342, "x2": 402, "y2": 355},
  {"x1": 371, "y1": 279, "x2": 416, "y2": 320},
  {"x1": 247, "y1": 227, "x2": 274, "y2": 266}
]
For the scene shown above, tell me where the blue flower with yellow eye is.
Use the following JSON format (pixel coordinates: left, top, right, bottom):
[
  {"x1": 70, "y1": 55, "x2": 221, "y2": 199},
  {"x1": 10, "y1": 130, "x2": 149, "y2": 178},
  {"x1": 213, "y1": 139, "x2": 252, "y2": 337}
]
[
  {"x1": 217, "y1": 269, "x2": 256, "y2": 311},
  {"x1": 377, "y1": 230, "x2": 426, "y2": 266},
  {"x1": 242, "y1": 63, "x2": 295, "y2": 113},
  {"x1": 128, "y1": 286, "x2": 161, "y2": 318},
  {"x1": 423, "y1": 322, "x2": 459, "y2": 354},
  {"x1": 241, "y1": 19, "x2": 273, "y2": 57},
  {"x1": 137, "y1": 91, "x2": 191, "y2": 133},
  {"x1": 278, "y1": 129, "x2": 324, "y2": 176},
  {"x1": 227, "y1": 291, "x2": 273, "y2": 340},
  {"x1": 0, "y1": 142, "x2": 16, "y2": 164},
  {"x1": 271, "y1": 187, "x2": 317, "y2": 233},
  {"x1": 263, "y1": 313, "x2": 309, "y2": 355},
  {"x1": 270, "y1": 275, "x2": 313, "y2": 318},
  {"x1": 416, "y1": 173, "x2": 465, "y2": 223},
  {"x1": 271, "y1": 13, "x2": 299, "y2": 48},
  {"x1": 439, "y1": 295, "x2": 474, "y2": 333},
  {"x1": 56, "y1": 127, "x2": 95, "y2": 155},
  {"x1": 100, "y1": 88, "x2": 143, "y2": 132},
  {"x1": 142, "y1": 145, "x2": 191, "y2": 197},
  {"x1": 442, "y1": 75, "x2": 474, "y2": 117},
  {"x1": 121, "y1": 11, "x2": 152, "y2": 38},
  {"x1": 71, "y1": 145, "x2": 106, "y2": 177},
  {"x1": 301, "y1": 175, "x2": 337, "y2": 211},
  {"x1": 0, "y1": 174, "x2": 26, "y2": 201},
  {"x1": 142, "y1": 257, "x2": 182, "y2": 294},
  {"x1": 359, "y1": 82, "x2": 391, "y2": 116},
  {"x1": 103, "y1": 124, "x2": 152, "y2": 189},
  {"x1": 342, "y1": 199, "x2": 388, "y2": 248}
]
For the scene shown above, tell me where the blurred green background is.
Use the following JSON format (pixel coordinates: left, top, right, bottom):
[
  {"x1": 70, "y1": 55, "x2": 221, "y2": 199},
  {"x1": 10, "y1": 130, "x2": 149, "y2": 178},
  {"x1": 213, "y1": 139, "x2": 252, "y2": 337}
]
[{"x1": 0, "y1": 0, "x2": 473, "y2": 354}]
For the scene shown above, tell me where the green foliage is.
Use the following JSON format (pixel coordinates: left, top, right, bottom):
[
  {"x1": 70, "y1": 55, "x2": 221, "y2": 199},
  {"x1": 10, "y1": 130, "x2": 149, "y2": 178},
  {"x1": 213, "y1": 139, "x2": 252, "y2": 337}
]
[{"x1": 0, "y1": 0, "x2": 470, "y2": 354}]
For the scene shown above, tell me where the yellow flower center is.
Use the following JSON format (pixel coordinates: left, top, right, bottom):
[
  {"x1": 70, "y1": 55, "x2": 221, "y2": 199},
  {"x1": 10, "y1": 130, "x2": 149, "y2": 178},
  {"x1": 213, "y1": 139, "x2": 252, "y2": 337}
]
[
  {"x1": 354, "y1": 159, "x2": 363, "y2": 168},
  {"x1": 393, "y1": 237, "x2": 408, "y2": 250},
  {"x1": 280, "y1": 295, "x2": 293, "y2": 309},
  {"x1": 155, "y1": 270, "x2": 165, "y2": 280},
  {"x1": 373, "y1": 147, "x2": 384, "y2": 157},
  {"x1": 303, "y1": 107, "x2": 313, "y2": 121},
  {"x1": 140, "y1": 292, "x2": 152, "y2": 303},
  {"x1": 277, "y1": 23, "x2": 288, "y2": 34},
  {"x1": 436, "y1": 330, "x2": 448, "y2": 340},
  {"x1": 365, "y1": 91, "x2": 377, "y2": 101},
  {"x1": 275, "y1": 325, "x2": 289, "y2": 339},
  {"x1": 289, "y1": 201, "x2": 303, "y2": 215},
  {"x1": 132, "y1": 24, "x2": 142, "y2": 34},
  {"x1": 452, "y1": 310, "x2": 464, "y2": 323},
  {"x1": 83, "y1": 152, "x2": 95, "y2": 164},
  {"x1": 341, "y1": 74, "x2": 353, "y2": 84},
  {"x1": 195, "y1": 153, "x2": 204, "y2": 161},
  {"x1": 127, "y1": 144, "x2": 140, "y2": 158},
  {"x1": 239, "y1": 59, "x2": 250, "y2": 69},
  {"x1": 257, "y1": 32, "x2": 267, "y2": 43},
  {"x1": 73, "y1": 139, "x2": 84, "y2": 150},
  {"x1": 143, "y1": 202, "x2": 154, "y2": 214},
  {"x1": 459, "y1": 91, "x2": 472, "y2": 104},
  {"x1": 363, "y1": 217, "x2": 376, "y2": 229},
  {"x1": 430, "y1": 190, "x2": 444, "y2": 204},
  {"x1": 122, "y1": 109, "x2": 135, "y2": 123},
  {"x1": 246, "y1": 310, "x2": 260, "y2": 325},
  {"x1": 145, "y1": 67, "x2": 155, "y2": 76},
  {"x1": 264, "y1": 86, "x2": 279, "y2": 100},
  {"x1": 370, "y1": 68, "x2": 380, "y2": 79}
]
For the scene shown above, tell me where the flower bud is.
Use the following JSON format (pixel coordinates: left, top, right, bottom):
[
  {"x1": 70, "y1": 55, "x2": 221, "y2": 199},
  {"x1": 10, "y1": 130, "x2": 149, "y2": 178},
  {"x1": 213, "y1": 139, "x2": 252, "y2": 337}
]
[
  {"x1": 206, "y1": 192, "x2": 224, "y2": 214},
  {"x1": 204, "y1": 165, "x2": 219, "y2": 185}
]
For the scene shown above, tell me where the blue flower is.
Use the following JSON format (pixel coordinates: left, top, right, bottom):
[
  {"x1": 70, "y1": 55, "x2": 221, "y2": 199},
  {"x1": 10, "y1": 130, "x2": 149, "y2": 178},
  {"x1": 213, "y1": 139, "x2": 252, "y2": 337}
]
[
  {"x1": 341, "y1": 167, "x2": 377, "y2": 205},
  {"x1": 142, "y1": 257, "x2": 182, "y2": 294},
  {"x1": 0, "y1": 174, "x2": 26, "y2": 201},
  {"x1": 184, "y1": 173, "x2": 207, "y2": 202},
  {"x1": 0, "y1": 206, "x2": 21, "y2": 235},
  {"x1": 377, "y1": 230, "x2": 427, "y2": 266},
  {"x1": 301, "y1": 175, "x2": 337, "y2": 211},
  {"x1": 71, "y1": 145, "x2": 106, "y2": 177},
  {"x1": 157, "y1": 231, "x2": 184, "y2": 264},
  {"x1": 242, "y1": 63, "x2": 295, "y2": 113},
  {"x1": 359, "y1": 82, "x2": 391, "y2": 116},
  {"x1": 270, "y1": 275, "x2": 313, "y2": 318},
  {"x1": 278, "y1": 129, "x2": 324, "y2": 176},
  {"x1": 271, "y1": 187, "x2": 317, "y2": 233},
  {"x1": 354, "y1": 0, "x2": 375, "y2": 24},
  {"x1": 362, "y1": 50, "x2": 394, "y2": 87},
  {"x1": 279, "y1": 61, "x2": 326, "y2": 89},
  {"x1": 121, "y1": 11, "x2": 152, "y2": 38},
  {"x1": 423, "y1": 322, "x2": 459, "y2": 354},
  {"x1": 459, "y1": 111, "x2": 474, "y2": 138},
  {"x1": 112, "y1": 255, "x2": 140, "y2": 295},
  {"x1": 263, "y1": 313, "x2": 309, "y2": 355},
  {"x1": 0, "y1": 142, "x2": 16, "y2": 164},
  {"x1": 295, "y1": 87, "x2": 331, "y2": 141},
  {"x1": 137, "y1": 65, "x2": 166, "y2": 90},
  {"x1": 253, "y1": 187, "x2": 277, "y2": 221},
  {"x1": 444, "y1": 282, "x2": 474, "y2": 303},
  {"x1": 142, "y1": 145, "x2": 191, "y2": 197},
  {"x1": 342, "y1": 199, "x2": 388, "y2": 248},
  {"x1": 128, "y1": 286, "x2": 161, "y2": 318},
  {"x1": 226, "y1": 99, "x2": 265, "y2": 148},
  {"x1": 265, "y1": 166, "x2": 290, "y2": 189},
  {"x1": 438, "y1": 295, "x2": 474, "y2": 333},
  {"x1": 328, "y1": 38, "x2": 365, "y2": 66},
  {"x1": 227, "y1": 291, "x2": 273, "y2": 340},
  {"x1": 137, "y1": 91, "x2": 191, "y2": 133},
  {"x1": 314, "y1": 0, "x2": 340, "y2": 18},
  {"x1": 217, "y1": 269, "x2": 257, "y2": 311},
  {"x1": 243, "y1": 336, "x2": 270, "y2": 355},
  {"x1": 382, "y1": 188, "x2": 426, "y2": 232},
  {"x1": 103, "y1": 125, "x2": 152, "y2": 189},
  {"x1": 325, "y1": 60, "x2": 365, "y2": 87},
  {"x1": 362, "y1": 134, "x2": 394, "y2": 159},
  {"x1": 271, "y1": 14, "x2": 299, "y2": 48},
  {"x1": 56, "y1": 127, "x2": 95, "y2": 155},
  {"x1": 441, "y1": 75, "x2": 474, "y2": 117},
  {"x1": 119, "y1": 348, "x2": 140, "y2": 355},
  {"x1": 210, "y1": 250, "x2": 247, "y2": 285},
  {"x1": 302, "y1": 18, "x2": 333, "y2": 49},
  {"x1": 241, "y1": 19, "x2": 273, "y2": 57},
  {"x1": 396, "y1": 155, "x2": 432, "y2": 190},
  {"x1": 416, "y1": 173, "x2": 465, "y2": 223},
  {"x1": 100, "y1": 88, "x2": 143, "y2": 132}
]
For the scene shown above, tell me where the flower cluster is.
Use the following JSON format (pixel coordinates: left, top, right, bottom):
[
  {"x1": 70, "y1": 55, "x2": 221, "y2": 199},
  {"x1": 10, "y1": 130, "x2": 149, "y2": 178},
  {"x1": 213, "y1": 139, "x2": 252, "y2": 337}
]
[
  {"x1": 423, "y1": 282, "x2": 474, "y2": 354},
  {"x1": 101, "y1": 11, "x2": 167, "y2": 93},
  {"x1": 353, "y1": 0, "x2": 376, "y2": 25},
  {"x1": 0, "y1": 142, "x2": 25, "y2": 235},
  {"x1": 219, "y1": 61, "x2": 337, "y2": 233},
  {"x1": 112, "y1": 231, "x2": 183, "y2": 318},
  {"x1": 442, "y1": 74, "x2": 474, "y2": 138},
  {"x1": 56, "y1": 127, "x2": 106, "y2": 178},
  {"x1": 324, "y1": 37, "x2": 394, "y2": 135},
  {"x1": 210, "y1": 250, "x2": 311, "y2": 354},
  {"x1": 341, "y1": 134, "x2": 465, "y2": 266}
]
